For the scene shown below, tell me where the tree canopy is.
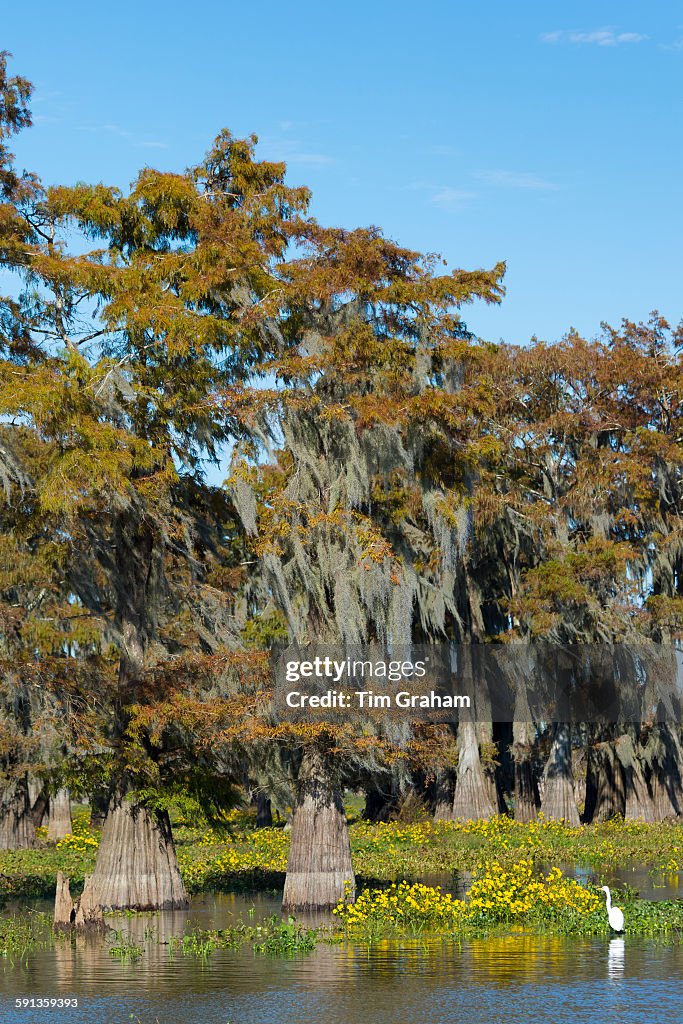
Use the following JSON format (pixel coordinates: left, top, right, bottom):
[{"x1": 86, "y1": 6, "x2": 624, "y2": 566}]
[{"x1": 1, "y1": 53, "x2": 683, "y2": 911}]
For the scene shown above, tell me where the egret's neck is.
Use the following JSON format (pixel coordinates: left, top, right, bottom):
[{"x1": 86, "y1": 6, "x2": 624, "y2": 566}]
[{"x1": 604, "y1": 889, "x2": 612, "y2": 912}]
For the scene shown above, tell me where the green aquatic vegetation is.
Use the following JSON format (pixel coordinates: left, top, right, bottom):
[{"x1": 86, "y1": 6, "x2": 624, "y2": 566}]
[
  {"x1": 0, "y1": 912, "x2": 53, "y2": 961},
  {"x1": 168, "y1": 926, "x2": 248, "y2": 957},
  {"x1": 251, "y1": 916, "x2": 318, "y2": 955},
  {"x1": 108, "y1": 931, "x2": 145, "y2": 962},
  {"x1": 3, "y1": 867, "x2": 683, "y2": 969},
  {"x1": 168, "y1": 915, "x2": 319, "y2": 959}
]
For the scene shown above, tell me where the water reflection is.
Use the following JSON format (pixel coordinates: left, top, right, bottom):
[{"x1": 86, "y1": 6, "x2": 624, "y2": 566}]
[
  {"x1": 608, "y1": 937, "x2": 625, "y2": 979},
  {"x1": 556, "y1": 863, "x2": 681, "y2": 900},
  {"x1": 2, "y1": 894, "x2": 683, "y2": 1023}
]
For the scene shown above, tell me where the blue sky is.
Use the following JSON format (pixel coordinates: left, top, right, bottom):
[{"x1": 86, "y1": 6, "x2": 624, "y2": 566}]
[{"x1": 4, "y1": 1, "x2": 682, "y2": 345}]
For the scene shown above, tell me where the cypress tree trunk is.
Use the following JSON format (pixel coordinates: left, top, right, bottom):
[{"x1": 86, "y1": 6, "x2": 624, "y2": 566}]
[
  {"x1": 512, "y1": 722, "x2": 539, "y2": 822},
  {"x1": 511, "y1": 665, "x2": 539, "y2": 822},
  {"x1": 540, "y1": 723, "x2": 580, "y2": 825},
  {"x1": 53, "y1": 871, "x2": 75, "y2": 930},
  {"x1": 478, "y1": 720, "x2": 504, "y2": 813},
  {"x1": 47, "y1": 788, "x2": 73, "y2": 841},
  {"x1": 615, "y1": 734, "x2": 656, "y2": 822},
  {"x1": 89, "y1": 791, "x2": 108, "y2": 829},
  {"x1": 584, "y1": 741, "x2": 625, "y2": 822},
  {"x1": 0, "y1": 777, "x2": 36, "y2": 849},
  {"x1": 255, "y1": 792, "x2": 273, "y2": 828},
  {"x1": 79, "y1": 518, "x2": 189, "y2": 911},
  {"x1": 282, "y1": 748, "x2": 354, "y2": 911},
  {"x1": 451, "y1": 720, "x2": 496, "y2": 821},
  {"x1": 78, "y1": 796, "x2": 188, "y2": 910},
  {"x1": 363, "y1": 781, "x2": 400, "y2": 822},
  {"x1": 28, "y1": 778, "x2": 41, "y2": 808},
  {"x1": 514, "y1": 756, "x2": 539, "y2": 822},
  {"x1": 649, "y1": 725, "x2": 683, "y2": 820},
  {"x1": 30, "y1": 789, "x2": 49, "y2": 828},
  {"x1": 433, "y1": 770, "x2": 455, "y2": 820}
]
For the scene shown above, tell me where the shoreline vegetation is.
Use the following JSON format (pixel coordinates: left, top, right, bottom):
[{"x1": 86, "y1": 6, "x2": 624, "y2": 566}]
[
  {"x1": 3, "y1": 809, "x2": 683, "y2": 959},
  {"x1": 3, "y1": 879, "x2": 683, "y2": 964},
  {"x1": 2, "y1": 809, "x2": 683, "y2": 903}
]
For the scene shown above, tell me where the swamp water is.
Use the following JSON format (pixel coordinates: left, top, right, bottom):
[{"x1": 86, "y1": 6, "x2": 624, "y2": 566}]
[{"x1": 2, "y1": 885, "x2": 683, "y2": 1024}]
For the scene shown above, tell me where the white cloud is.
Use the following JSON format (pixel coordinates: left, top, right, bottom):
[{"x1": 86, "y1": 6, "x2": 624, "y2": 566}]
[
  {"x1": 430, "y1": 187, "x2": 477, "y2": 211},
  {"x1": 661, "y1": 35, "x2": 683, "y2": 51},
  {"x1": 541, "y1": 28, "x2": 647, "y2": 47},
  {"x1": 475, "y1": 170, "x2": 560, "y2": 191},
  {"x1": 406, "y1": 180, "x2": 477, "y2": 211}
]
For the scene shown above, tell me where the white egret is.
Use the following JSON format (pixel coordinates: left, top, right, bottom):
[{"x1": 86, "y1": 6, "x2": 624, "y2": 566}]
[{"x1": 600, "y1": 886, "x2": 625, "y2": 932}]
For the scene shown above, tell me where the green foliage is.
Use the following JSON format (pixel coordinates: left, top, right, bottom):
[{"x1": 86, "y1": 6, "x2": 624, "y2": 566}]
[{"x1": 241, "y1": 611, "x2": 289, "y2": 649}]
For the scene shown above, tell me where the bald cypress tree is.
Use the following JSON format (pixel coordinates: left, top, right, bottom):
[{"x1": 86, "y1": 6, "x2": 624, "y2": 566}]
[
  {"x1": 0, "y1": 56, "x2": 313, "y2": 907},
  {"x1": 228, "y1": 217, "x2": 505, "y2": 905}
]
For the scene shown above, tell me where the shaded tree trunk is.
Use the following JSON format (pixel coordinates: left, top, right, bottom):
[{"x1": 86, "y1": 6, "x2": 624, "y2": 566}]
[
  {"x1": 512, "y1": 722, "x2": 539, "y2": 822},
  {"x1": 282, "y1": 748, "x2": 354, "y2": 911},
  {"x1": 451, "y1": 720, "x2": 496, "y2": 821},
  {"x1": 255, "y1": 792, "x2": 272, "y2": 828},
  {"x1": 511, "y1": 664, "x2": 539, "y2": 822},
  {"x1": 584, "y1": 740, "x2": 625, "y2": 822},
  {"x1": 89, "y1": 791, "x2": 108, "y2": 829},
  {"x1": 433, "y1": 770, "x2": 455, "y2": 821},
  {"x1": 30, "y1": 788, "x2": 49, "y2": 828},
  {"x1": 649, "y1": 725, "x2": 683, "y2": 820},
  {"x1": 478, "y1": 720, "x2": 505, "y2": 813},
  {"x1": 47, "y1": 788, "x2": 73, "y2": 841},
  {"x1": 514, "y1": 755, "x2": 539, "y2": 822},
  {"x1": 364, "y1": 780, "x2": 400, "y2": 822},
  {"x1": 540, "y1": 723, "x2": 580, "y2": 825},
  {"x1": 78, "y1": 796, "x2": 188, "y2": 910},
  {"x1": 0, "y1": 777, "x2": 36, "y2": 849},
  {"x1": 493, "y1": 721, "x2": 514, "y2": 813},
  {"x1": 79, "y1": 517, "x2": 187, "y2": 911},
  {"x1": 616, "y1": 734, "x2": 656, "y2": 822}
]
